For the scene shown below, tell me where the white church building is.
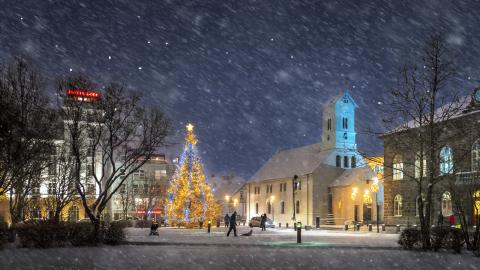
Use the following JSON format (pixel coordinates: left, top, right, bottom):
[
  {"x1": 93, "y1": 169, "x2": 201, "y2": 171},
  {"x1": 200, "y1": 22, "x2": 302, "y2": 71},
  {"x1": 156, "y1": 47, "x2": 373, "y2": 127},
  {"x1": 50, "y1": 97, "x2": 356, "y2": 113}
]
[{"x1": 240, "y1": 91, "x2": 383, "y2": 227}]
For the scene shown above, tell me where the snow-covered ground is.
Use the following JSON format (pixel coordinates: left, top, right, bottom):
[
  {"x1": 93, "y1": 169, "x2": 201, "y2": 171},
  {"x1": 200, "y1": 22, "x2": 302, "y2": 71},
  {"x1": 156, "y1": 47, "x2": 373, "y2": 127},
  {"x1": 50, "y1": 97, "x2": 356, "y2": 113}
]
[{"x1": 1, "y1": 227, "x2": 479, "y2": 270}]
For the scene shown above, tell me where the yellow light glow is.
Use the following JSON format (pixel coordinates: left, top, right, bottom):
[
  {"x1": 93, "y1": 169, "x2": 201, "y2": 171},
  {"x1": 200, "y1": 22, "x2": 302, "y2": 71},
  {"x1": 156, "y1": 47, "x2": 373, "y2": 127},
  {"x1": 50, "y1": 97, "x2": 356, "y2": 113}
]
[
  {"x1": 363, "y1": 189, "x2": 372, "y2": 204},
  {"x1": 351, "y1": 187, "x2": 358, "y2": 201},
  {"x1": 233, "y1": 198, "x2": 238, "y2": 206},
  {"x1": 186, "y1": 123, "x2": 194, "y2": 131},
  {"x1": 225, "y1": 195, "x2": 230, "y2": 202},
  {"x1": 270, "y1": 195, "x2": 275, "y2": 202}
]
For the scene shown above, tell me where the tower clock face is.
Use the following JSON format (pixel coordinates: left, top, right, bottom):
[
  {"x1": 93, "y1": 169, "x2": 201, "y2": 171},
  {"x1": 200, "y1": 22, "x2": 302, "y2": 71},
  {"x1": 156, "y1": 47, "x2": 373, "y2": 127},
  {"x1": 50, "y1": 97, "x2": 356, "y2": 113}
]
[{"x1": 475, "y1": 88, "x2": 480, "y2": 103}]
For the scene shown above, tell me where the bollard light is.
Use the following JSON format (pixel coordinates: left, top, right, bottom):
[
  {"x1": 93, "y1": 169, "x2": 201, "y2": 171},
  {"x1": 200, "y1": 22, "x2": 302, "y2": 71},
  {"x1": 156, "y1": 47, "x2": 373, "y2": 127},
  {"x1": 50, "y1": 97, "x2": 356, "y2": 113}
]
[{"x1": 296, "y1": 222, "x2": 302, "y2": 244}]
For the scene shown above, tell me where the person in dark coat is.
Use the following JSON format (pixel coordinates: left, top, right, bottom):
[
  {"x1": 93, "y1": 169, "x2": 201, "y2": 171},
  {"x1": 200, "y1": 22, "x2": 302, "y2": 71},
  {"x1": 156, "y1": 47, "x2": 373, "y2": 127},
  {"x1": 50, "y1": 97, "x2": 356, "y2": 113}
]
[
  {"x1": 261, "y1": 213, "x2": 267, "y2": 231},
  {"x1": 227, "y1": 211, "x2": 237, "y2": 237},
  {"x1": 224, "y1": 214, "x2": 230, "y2": 228},
  {"x1": 437, "y1": 211, "x2": 444, "y2": 226}
]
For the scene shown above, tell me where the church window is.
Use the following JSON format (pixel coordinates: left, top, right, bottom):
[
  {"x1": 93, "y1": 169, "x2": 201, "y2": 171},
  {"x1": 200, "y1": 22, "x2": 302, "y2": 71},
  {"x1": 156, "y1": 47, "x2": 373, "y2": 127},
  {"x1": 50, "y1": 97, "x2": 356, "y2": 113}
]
[
  {"x1": 267, "y1": 201, "x2": 272, "y2": 214},
  {"x1": 255, "y1": 203, "x2": 259, "y2": 214},
  {"x1": 327, "y1": 119, "x2": 331, "y2": 130},
  {"x1": 344, "y1": 156, "x2": 349, "y2": 168},
  {"x1": 281, "y1": 201, "x2": 285, "y2": 214},
  {"x1": 439, "y1": 146, "x2": 453, "y2": 175},
  {"x1": 296, "y1": 200, "x2": 300, "y2": 214},
  {"x1": 342, "y1": 118, "x2": 348, "y2": 129},
  {"x1": 336, "y1": 155, "x2": 341, "y2": 167},
  {"x1": 351, "y1": 156, "x2": 356, "y2": 168}
]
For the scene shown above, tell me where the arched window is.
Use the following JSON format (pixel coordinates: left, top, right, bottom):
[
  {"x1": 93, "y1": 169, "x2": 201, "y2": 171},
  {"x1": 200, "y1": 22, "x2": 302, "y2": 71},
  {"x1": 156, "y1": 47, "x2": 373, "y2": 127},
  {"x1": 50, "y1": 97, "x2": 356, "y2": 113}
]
[
  {"x1": 415, "y1": 152, "x2": 427, "y2": 178},
  {"x1": 415, "y1": 194, "x2": 425, "y2": 217},
  {"x1": 393, "y1": 155, "x2": 403, "y2": 180},
  {"x1": 472, "y1": 140, "x2": 480, "y2": 171},
  {"x1": 255, "y1": 203, "x2": 259, "y2": 214},
  {"x1": 351, "y1": 156, "x2": 356, "y2": 168},
  {"x1": 267, "y1": 201, "x2": 272, "y2": 214},
  {"x1": 440, "y1": 146, "x2": 453, "y2": 175},
  {"x1": 394, "y1": 195, "x2": 403, "y2": 216},
  {"x1": 296, "y1": 200, "x2": 300, "y2": 214},
  {"x1": 344, "y1": 156, "x2": 349, "y2": 168},
  {"x1": 68, "y1": 206, "x2": 79, "y2": 222},
  {"x1": 336, "y1": 155, "x2": 341, "y2": 167},
  {"x1": 280, "y1": 201, "x2": 285, "y2": 214},
  {"x1": 441, "y1": 192, "x2": 453, "y2": 216}
]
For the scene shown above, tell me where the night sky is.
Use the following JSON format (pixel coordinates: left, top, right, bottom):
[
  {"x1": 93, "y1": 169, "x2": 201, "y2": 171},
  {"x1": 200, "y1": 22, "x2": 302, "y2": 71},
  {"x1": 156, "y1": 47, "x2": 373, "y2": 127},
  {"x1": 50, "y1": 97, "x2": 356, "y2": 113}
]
[{"x1": 1, "y1": 0, "x2": 479, "y2": 179}]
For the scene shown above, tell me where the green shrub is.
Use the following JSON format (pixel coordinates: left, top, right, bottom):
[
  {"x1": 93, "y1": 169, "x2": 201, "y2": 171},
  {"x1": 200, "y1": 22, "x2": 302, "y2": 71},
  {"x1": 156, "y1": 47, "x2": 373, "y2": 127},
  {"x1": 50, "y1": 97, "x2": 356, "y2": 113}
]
[
  {"x1": 112, "y1": 220, "x2": 130, "y2": 229},
  {"x1": 398, "y1": 228, "x2": 421, "y2": 250},
  {"x1": 103, "y1": 222, "x2": 125, "y2": 245},
  {"x1": 431, "y1": 226, "x2": 464, "y2": 253},
  {"x1": 136, "y1": 220, "x2": 152, "y2": 228},
  {"x1": 68, "y1": 222, "x2": 100, "y2": 246},
  {"x1": 15, "y1": 221, "x2": 68, "y2": 248}
]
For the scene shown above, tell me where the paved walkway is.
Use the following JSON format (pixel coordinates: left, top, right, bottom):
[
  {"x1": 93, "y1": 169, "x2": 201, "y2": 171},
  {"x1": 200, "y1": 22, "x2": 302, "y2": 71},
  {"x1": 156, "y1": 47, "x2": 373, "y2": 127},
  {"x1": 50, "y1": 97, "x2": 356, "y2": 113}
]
[{"x1": 124, "y1": 226, "x2": 400, "y2": 249}]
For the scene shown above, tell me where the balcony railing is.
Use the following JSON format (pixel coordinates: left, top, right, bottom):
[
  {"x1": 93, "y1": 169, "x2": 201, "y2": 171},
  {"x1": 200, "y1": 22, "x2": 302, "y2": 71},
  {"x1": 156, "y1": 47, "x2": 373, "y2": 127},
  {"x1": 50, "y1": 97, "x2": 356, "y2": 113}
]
[{"x1": 456, "y1": 171, "x2": 480, "y2": 185}]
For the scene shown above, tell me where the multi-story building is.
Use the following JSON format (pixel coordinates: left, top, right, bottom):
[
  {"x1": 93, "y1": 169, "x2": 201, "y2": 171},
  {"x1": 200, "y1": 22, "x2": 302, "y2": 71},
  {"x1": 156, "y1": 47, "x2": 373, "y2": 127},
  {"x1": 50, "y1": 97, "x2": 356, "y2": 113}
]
[
  {"x1": 109, "y1": 154, "x2": 176, "y2": 221},
  {"x1": 242, "y1": 90, "x2": 382, "y2": 227},
  {"x1": 382, "y1": 89, "x2": 480, "y2": 226}
]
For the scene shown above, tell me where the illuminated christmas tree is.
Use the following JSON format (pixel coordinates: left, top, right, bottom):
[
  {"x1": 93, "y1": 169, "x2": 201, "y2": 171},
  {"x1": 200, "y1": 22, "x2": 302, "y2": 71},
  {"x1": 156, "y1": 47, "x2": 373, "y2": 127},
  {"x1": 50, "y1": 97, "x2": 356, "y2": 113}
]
[{"x1": 165, "y1": 123, "x2": 220, "y2": 226}]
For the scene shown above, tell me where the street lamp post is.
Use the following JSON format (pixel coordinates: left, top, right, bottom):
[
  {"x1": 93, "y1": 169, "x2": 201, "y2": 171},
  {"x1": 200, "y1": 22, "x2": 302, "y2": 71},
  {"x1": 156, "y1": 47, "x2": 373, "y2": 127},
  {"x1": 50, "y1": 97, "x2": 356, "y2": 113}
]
[
  {"x1": 292, "y1": 175, "x2": 298, "y2": 224},
  {"x1": 270, "y1": 195, "x2": 275, "y2": 223},
  {"x1": 351, "y1": 187, "x2": 358, "y2": 230},
  {"x1": 371, "y1": 177, "x2": 380, "y2": 233}
]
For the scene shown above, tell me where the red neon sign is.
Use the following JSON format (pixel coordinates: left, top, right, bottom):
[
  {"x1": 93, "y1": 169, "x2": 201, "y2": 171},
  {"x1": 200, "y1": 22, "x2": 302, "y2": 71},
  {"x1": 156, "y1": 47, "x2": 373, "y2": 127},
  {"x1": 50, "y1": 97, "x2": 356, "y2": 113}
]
[
  {"x1": 136, "y1": 209, "x2": 163, "y2": 214},
  {"x1": 67, "y1": 89, "x2": 100, "y2": 99}
]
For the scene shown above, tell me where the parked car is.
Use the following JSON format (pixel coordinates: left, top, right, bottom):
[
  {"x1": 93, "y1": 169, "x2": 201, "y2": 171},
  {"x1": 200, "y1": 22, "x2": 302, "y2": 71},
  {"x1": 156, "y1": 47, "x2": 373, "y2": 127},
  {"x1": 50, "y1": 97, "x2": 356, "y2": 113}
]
[{"x1": 249, "y1": 216, "x2": 275, "y2": 228}]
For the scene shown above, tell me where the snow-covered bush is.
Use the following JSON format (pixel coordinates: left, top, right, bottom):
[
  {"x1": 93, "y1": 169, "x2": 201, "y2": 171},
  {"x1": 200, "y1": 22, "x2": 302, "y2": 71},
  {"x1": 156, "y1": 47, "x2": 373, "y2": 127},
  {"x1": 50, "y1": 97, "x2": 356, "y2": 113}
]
[
  {"x1": 398, "y1": 228, "x2": 421, "y2": 250},
  {"x1": 103, "y1": 222, "x2": 125, "y2": 245},
  {"x1": 15, "y1": 221, "x2": 68, "y2": 248},
  {"x1": 431, "y1": 226, "x2": 464, "y2": 253},
  {"x1": 68, "y1": 222, "x2": 101, "y2": 246}
]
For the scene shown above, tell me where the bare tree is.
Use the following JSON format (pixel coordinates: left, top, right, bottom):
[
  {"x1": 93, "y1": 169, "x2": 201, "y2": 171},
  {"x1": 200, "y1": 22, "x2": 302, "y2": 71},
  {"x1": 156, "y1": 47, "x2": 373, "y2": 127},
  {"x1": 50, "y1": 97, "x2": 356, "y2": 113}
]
[
  {"x1": 43, "y1": 143, "x2": 78, "y2": 223},
  {"x1": 379, "y1": 34, "x2": 465, "y2": 249},
  {"x1": 58, "y1": 76, "x2": 170, "y2": 237},
  {"x1": 0, "y1": 57, "x2": 55, "y2": 223},
  {"x1": 118, "y1": 179, "x2": 134, "y2": 220}
]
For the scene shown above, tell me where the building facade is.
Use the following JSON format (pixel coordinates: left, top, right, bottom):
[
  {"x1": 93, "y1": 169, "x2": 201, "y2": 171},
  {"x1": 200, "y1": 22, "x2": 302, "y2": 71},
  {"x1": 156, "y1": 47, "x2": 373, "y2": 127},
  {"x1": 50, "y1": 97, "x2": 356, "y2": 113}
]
[
  {"x1": 382, "y1": 91, "x2": 480, "y2": 226},
  {"x1": 242, "y1": 91, "x2": 383, "y2": 227},
  {"x1": 109, "y1": 154, "x2": 176, "y2": 221}
]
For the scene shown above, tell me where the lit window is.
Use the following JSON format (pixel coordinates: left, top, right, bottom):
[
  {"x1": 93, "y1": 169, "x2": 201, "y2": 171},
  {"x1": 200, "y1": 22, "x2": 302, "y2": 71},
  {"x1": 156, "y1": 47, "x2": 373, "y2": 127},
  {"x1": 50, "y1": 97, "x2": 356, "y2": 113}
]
[
  {"x1": 441, "y1": 192, "x2": 453, "y2": 216},
  {"x1": 472, "y1": 140, "x2": 480, "y2": 171},
  {"x1": 394, "y1": 194, "x2": 403, "y2": 216},
  {"x1": 415, "y1": 152, "x2": 427, "y2": 178},
  {"x1": 393, "y1": 155, "x2": 403, "y2": 180},
  {"x1": 415, "y1": 194, "x2": 425, "y2": 217},
  {"x1": 155, "y1": 170, "x2": 167, "y2": 180},
  {"x1": 440, "y1": 146, "x2": 453, "y2": 175}
]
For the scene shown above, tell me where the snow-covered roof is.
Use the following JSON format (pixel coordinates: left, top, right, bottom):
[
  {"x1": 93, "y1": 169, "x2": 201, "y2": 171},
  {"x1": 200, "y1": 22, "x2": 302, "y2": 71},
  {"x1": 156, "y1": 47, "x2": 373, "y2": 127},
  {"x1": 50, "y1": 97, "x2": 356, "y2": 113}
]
[
  {"x1": 329, "y1": 166, "x2": 375, "y2": 187},
  {"x1": 385, "y1": 95, "x2": 478, "y2": 135},
  {"x1": 248, "y1": 143, "x2": 331, "y2": 182}
]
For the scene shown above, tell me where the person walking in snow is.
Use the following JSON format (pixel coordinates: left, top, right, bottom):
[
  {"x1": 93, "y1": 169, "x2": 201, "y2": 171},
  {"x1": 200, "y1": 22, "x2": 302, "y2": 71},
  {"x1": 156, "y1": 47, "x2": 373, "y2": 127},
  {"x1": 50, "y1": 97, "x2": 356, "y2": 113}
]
[
  {"x1": 261, "y1": 213, "x2": 267, "y2": 231},
  {"x1": 227, "y1": 211, "x2": 237, "y2": 237},
  {"x1": 224, "y1": 214, "x2": 230, "y2": 228}
]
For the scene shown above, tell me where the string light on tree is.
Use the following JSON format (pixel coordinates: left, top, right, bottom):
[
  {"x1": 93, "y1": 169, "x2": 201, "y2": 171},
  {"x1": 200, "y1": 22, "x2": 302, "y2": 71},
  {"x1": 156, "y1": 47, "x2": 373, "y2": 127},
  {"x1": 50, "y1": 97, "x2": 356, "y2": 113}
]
[{"x1": 165, "y1": 123, "x2": 220, "y2": 226}]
